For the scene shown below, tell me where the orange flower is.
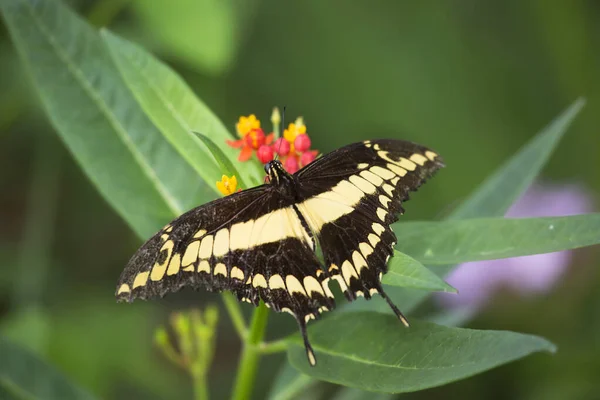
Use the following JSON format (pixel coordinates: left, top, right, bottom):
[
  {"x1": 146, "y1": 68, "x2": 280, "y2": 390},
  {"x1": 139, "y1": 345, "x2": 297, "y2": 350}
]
[
  {"x1": 227, "y1": 115, "x2": 274, "y2": 161},
  {"x1": 216, "y1": 175, "x2": 238, "y2": 196},
  {"x1": 283, "y1": 118, "x2": 306, "y2": 155}
]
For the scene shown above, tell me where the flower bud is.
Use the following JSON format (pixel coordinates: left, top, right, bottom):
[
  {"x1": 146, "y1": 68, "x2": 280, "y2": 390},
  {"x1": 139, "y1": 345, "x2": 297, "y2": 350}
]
[
  {"x1": 294, "y1": 134, "x2": 311, "y2": 152},
  {"x1": 257, "y1": 145, "x2": 274, "y2": 163}
]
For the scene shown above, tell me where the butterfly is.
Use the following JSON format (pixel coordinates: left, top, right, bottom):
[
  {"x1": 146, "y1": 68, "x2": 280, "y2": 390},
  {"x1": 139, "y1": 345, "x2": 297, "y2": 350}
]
[{"x1": 116, "y1": 139, "x2": 444, "y2": 366}]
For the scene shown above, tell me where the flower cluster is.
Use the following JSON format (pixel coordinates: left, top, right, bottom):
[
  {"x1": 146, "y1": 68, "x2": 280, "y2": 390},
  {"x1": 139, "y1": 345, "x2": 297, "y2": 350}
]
[{"x1": 226, "y1": 108, "x2": 319, "y2": 174}]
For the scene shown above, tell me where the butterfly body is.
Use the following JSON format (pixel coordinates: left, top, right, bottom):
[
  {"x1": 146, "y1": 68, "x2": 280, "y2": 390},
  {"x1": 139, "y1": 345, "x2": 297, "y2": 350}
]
[{"x1": 116, "y1": 139, "x2": 444, "y2": 365}]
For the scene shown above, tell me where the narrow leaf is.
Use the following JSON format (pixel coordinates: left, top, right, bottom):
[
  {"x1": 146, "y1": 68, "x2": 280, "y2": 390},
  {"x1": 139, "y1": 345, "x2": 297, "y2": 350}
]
[
  {"x1": 101, "y1": 30, "x2": 264, "y2": 188},
  {"x1": 0, "y1": 336, "x2": 96, "y2": 400},
  {"x1": 447, "y1": 98, "x2": 585, "y2": 220},
  {"x1": 193, "y1": 132, "x2": 247, "y2": 189},
  {"x1": 397, "y1": 214, "x2": 600, "y2": 265},
  {"x1": 287, "y1": 312, "x2": 555, "y2": 393},
  {"x1": 1, "y1": 0, "x2": 211, "y2": 238},
  {"x1": 383, "y1": 251, "x2": 455, "y2": 293}
]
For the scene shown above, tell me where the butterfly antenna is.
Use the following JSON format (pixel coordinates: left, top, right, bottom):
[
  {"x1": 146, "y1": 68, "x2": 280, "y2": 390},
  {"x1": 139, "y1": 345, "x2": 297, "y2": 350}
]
[
  {"x1": 296, "y1": 315, "x2": 317, "y2": 366},
  {"x1": 379, "y1": 287, "x2": 410, "y2": 327},
  {"x1": 274, "y1": 106, "x2": 287, "y2": 161}
]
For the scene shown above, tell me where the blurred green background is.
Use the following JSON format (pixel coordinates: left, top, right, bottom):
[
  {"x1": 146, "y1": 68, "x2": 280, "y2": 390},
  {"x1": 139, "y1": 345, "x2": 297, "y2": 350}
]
[{"x1": 1, "y1": 0, "x2": 599, "y2": 399}]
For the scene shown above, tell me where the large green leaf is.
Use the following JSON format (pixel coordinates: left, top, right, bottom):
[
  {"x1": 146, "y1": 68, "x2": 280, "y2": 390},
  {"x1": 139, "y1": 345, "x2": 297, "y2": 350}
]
[
  {"x1": 0, "y1": 336, "x2": 96, "y2": 400},
  {"x1": 102, "y1": 30, "x2": 264, "y2": 189},
  {"x1": 397, "y1": 214, "x2": 600, "y2": 265},
  {"x1": 383, "y1": 251, "x2": 455, "y2": 293},
  {"x1": 287, "y1": 312, "x2": 555, "y2": 393},
  {"x1": 1, "y1": 0, "x2": 211, "y2": 238}
]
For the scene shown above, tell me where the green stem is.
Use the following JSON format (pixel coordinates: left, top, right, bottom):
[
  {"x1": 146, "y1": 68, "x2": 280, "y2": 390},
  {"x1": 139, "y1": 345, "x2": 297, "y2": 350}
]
[
  {"x1": 222, "y1": 293, "x2": 247, "y2": 340},
  {"x1": 231, "y1": 302, "x2": 269, "y2": 400},
  {"x1": 192, "y1": 371, "x2": 209, "y2": 400},
  {"x1": 259, "y1": 338, "x2": 289, "y2": 354}
]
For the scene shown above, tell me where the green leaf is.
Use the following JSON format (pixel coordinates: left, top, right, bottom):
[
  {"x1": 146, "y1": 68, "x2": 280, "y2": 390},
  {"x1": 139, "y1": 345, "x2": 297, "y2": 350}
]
[
  {"x1": 397, "y1": 214, "x2": 600, "y2": 265},
  {"x1": 102, "y1": 30, "x2": 264, "y2": 189},
  {"x1": 1, "y1": 0, "x2": 211, "y2": 238},
  {"x1": 268, "y1": 361, "x2": 318, "y2": 400},
  {"x1": 0, "y1": 336, "x2": 96, "y2": 400},
  {"x1": 382, "y1": 251, "x2": 455, "y2": 293},
  {"x1": 445, "y1": 97, "x2": 585, "y2": 221},
  {"x1": 193, "y1": 132, "x2": 247, "y2": 189},
  {"x1": 287, "y1": 312, "x2": 555, "y2": 393}
]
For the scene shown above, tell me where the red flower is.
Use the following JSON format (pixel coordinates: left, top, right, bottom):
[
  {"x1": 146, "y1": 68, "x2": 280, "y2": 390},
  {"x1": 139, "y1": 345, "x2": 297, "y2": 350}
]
[
  {"x1": 257, "y1": 145, "x2": 274, "y2": 163},
  {"x1": 294, "y1": 134, "x2": 311, "y2": 152}
]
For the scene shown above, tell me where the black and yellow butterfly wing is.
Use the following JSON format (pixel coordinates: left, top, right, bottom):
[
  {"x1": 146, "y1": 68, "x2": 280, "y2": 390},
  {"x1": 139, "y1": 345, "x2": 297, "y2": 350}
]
[
  {"x1": 116, "y1": 139, "x2": 444, "y2": 366},
  {"x1": 294, "y1": 140, "x2": 444, "y2": 323}
]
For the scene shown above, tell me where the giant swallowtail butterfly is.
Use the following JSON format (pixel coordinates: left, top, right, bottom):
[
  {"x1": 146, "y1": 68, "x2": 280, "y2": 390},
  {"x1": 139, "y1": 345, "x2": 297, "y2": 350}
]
[{"x1": 116, "y1": 139, "x2": 444, "y2": 365}]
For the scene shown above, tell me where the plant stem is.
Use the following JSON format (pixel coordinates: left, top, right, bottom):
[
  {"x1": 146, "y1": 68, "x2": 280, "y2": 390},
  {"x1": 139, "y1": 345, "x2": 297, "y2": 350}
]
[
  {"x1": 231, "y1": 302, "x2": 269, "y2": 400},
  {"x1": 192, "y1": 371, "x2": 209, "y2": 400},
  {"x1": 221, "y1": 292, "x2": 248, "y2": 340},
  {"x1": 259, "y1": 338, "x2": 289, "y2": 354}
]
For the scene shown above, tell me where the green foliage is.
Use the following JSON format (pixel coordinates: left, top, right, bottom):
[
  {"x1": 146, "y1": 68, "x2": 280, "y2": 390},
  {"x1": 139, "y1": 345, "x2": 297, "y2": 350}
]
[
  {"x1": 0, "y1": 336, "x2": 96, "y2": 400},
  {"x1": 1, "y1": 0, "x2": 596, "y2": 398},
  {"x1": 397, "y1": 214, "x2": 600, "y2": 265},
  {"x1": 102, "y1": 30, "x2": 263, "y2": 189},
  {"x1": 286, "y1": 313, "x2": 554, "y2": 393},
  {"x1": 383, "y1": 251, "x2": 455, "y2": 292}
]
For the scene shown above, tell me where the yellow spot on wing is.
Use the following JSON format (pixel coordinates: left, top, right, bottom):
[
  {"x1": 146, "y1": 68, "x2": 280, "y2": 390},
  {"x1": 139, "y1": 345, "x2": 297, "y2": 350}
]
[
  {"x1": 349, "y1": 175, "x2": 377, "y2": 194},
  {"x1": 359, "y1": 242, "x2": 374, "y2": 258},
  {"x1": 397, "y1": 157, "x2": 417, "y2": 171},
  {"x1": 357, "y1": 162, "x2": 369, "y2": 169},
  {"x1": 213, "y1": 228, "x2": 230, "y2": 257},
  {"x1": 117, "y1": 283, "x2": 130, "y2": 294},
  {"x1": 198, "y1": 235, "x2": 213, "y2": 259},
  {"x1": 376, "y1": 207, "x2": 387, "y2": 221},
  {"x1": 372, "y1": 223, "x2": 386, "y2": 236},
  {"x1": 360, "y1": 170, "x2": 383, "y2": 186},
  {"x1": 410, "y1": 153, "x2": 428, "y2": 166},
  {"x1": 286, "y1": 275, "x2": 306, "y2": 295},
  {"x1": 332, "y1": 275, "x2": 348, "y2": 292},
  {"x1": 182, "y1": 241, "x2": 199, "y2": 266},
  {"x1": 214, "y1": 263, "x2": 227, "y2": 277},
  {"x1": 252, "y1": 274, "x2": 267, "y2": 288},
  {"x1": 370, "y1": 166, "x2": 395, "y2": 180},
  {"x1": 229, "y1": 220, "x2": 254, "y2": 251},
  {"x1": 382, "y1": 183, "x2": 394, "y2": 197},
  {"x1": 193, "y1": 229, "x2": 207, "y2": 238},
  {"x1": 166, "y1": 253, "x2": 181, "y2": 276},
  {"x1": 198, "y1": 260, "x2": 210, "y2": 273},
  {"x1": 352, "y1": 251, "x2": 368, "y2": 273},
  {"x1": 425, "y1": 150, "x2": 437, "y2": 161},
  {"x1": 379, "y1": 195, "x2": 391, "y2": 209},
  {"x1": 183, "y1": 265, "x2": 195, "y2": 272},
  {"x1": 303, "y1": 276, "x2": 325, "y2": 296},
  {"x1": 231, "y1": 266, "x2": 244, "y2": 280},
  {"x1": 341, "y1": 260, "x2": 358, "y2": 284},
  {"x1": 322, "y1": 278, "x2": 334, "y2": 298},
  {"x1": 269, "y1": 275, "x2": 286, "y2": 289},
  {"x1": 387, "y1": 163, "x2": 407, "y2": 177},
  {"x1": 368, "y1": 233, "x2": 380, "y2": 247},
  {"x1": 133, "y1": 272, "x2": 149, "y2": 289}
]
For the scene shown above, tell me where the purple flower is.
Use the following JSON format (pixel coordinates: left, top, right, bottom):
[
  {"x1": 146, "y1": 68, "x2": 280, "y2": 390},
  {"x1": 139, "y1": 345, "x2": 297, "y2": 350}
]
[{"x1": 436, "y1": 182, "x2": 594, "y2": 311}]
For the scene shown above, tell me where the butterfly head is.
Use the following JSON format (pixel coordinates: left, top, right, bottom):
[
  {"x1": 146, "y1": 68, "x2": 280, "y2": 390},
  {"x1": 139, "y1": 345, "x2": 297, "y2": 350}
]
[{"x1": 264, "y1": 159, "x2": 292, "y2": 187}]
